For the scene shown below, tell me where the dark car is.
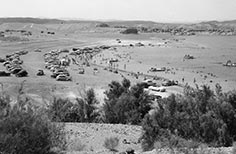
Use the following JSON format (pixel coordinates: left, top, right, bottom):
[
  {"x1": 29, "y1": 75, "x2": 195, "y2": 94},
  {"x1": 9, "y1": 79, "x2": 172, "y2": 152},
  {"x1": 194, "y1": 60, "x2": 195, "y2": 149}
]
[
  {"x1": 0, "y1": 58, "x2": 6, "y2": 63},
  {"x1": 0, "y1": 71, "x2": 11, "y2": 77},
  {"x1": 15, "y1": 70, "x2": 28, "y2": 77},
  {"x1": 11, "y1": 68, "x2": 22, "y2": 74},
  {"x1": 37, "y1": 70, "x2": 45, "y2": 76}
]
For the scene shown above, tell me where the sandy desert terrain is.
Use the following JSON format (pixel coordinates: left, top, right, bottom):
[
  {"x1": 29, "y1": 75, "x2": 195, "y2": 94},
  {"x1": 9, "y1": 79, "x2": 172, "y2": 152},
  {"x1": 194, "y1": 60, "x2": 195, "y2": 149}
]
[{"x1": 1, "y1": 19, "x2": 236, "y2": 153}]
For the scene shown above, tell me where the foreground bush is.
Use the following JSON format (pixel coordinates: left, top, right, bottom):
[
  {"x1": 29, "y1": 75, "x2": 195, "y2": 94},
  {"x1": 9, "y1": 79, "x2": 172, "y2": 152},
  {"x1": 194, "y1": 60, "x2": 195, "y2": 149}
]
[
  {"x1": 0, "y1": 91, "x2": 65, "y2": 154},
  {"x1": 141, "y1": 84, "x2": 236, "y2": 151},
  {"x1": 103, "y1": 78, "x2": 152, "y2": 124},
  {"x1": 48, "y1": 88, "x2": 99, "y2": 122}
]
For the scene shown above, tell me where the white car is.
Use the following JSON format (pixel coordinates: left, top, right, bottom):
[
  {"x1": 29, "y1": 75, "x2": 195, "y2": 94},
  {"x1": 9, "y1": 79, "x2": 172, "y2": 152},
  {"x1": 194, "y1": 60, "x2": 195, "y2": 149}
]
[
  {"x1": 56, "y1": 75, "x2": 72, "y2": 81},
  {"x1": 78, "y1": 68, "x2": 85, "y2": 74}
]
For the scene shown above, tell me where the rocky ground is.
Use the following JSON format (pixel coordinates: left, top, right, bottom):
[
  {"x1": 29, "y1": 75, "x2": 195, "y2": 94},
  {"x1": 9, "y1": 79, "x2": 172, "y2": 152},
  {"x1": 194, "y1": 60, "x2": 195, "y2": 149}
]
[
  {"x1": 64, "y1": 123, "x2": 142, "y2": 154},
  {"x1": 63, "y1": 123, "x2": 234, "y2": 154}
]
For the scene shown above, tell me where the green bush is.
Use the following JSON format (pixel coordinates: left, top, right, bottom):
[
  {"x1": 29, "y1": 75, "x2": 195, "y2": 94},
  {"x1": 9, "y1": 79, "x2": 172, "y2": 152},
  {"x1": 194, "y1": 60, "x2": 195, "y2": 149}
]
[
  {"x1": 48, "y1": 88, "x2": 99, "y2": 122},
  {"x1": 121, "y1": 27, "x2": 138, "y2": 34},
  {"x1": 141, "y1": 84, "x2": 236, "y2": 151},
  {"x1": 0, "y1": 92, "x2": 65, "y2": 154},
  {"x1": 103, "y1": 79, "x2": 152, "y2": 124},
  {"x1": 48, "y1": 97, "x2": 76, "y2": 122}
]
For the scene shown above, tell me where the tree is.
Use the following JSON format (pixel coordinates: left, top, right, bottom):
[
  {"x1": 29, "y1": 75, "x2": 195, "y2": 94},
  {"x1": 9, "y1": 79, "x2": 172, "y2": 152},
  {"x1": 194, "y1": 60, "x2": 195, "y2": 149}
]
[
  {"x1": 81, "y1": 88, "x2": 99, "y2": 122},
  {"x1": 141, "y1": 84, "x2": 236, "y2": 151},
  {"x1": 0, "y1": 92, "x2": 65, "y2": 154},
  {"x1": 103, "y1": 79, "x2": 152, "y2": 124},
  {"x1": 48, "y1": 88, "x2": 99, "y2": 123}
]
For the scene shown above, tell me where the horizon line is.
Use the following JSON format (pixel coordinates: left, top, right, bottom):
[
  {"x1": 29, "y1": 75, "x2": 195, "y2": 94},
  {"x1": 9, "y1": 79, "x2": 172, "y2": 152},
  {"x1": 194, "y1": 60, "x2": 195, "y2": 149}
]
[{"x1": 0, "y1": 16, "x2": 235, "y2": 24}]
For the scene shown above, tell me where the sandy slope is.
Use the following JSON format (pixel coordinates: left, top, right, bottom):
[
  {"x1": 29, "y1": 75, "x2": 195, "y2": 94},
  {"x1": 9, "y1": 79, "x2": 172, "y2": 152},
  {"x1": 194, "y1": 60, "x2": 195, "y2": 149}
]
[
  {"x1": 65, "y1": 123, "x2": 142, "y2": 154},
  {"x1": 64, "y1": 123, "x2": 233, "y2": 154}
]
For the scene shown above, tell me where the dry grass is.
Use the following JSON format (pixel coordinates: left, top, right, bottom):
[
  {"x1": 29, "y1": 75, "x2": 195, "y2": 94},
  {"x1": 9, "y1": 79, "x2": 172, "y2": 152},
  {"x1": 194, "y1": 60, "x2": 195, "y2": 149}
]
[
  {"x1": 153, "y1": 147, "x2": 232, "y2": 154},
  {"x1": 154, "y1": 142, "x2": 233, "y2": 154},
  {"x1": 103, "y1": 136, "x2": 119, "y2": 152},
  {"x1": 67, "y1": 138, "x2": 86, "y2": 152}
]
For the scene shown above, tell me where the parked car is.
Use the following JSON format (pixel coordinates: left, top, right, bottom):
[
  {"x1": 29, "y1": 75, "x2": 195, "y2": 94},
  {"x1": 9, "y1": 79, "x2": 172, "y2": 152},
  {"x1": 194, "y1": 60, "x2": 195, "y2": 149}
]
[
  {"x1": 51, "y1": 70, "x2": 69, "y2": 78},
  {"x1": 8, "y1": 66, "x2": 21, "y2": 72},
  {"x1": 3, "y1": 61, "x2": 11, "y2": 66},
  {"x1": 34, "y1": 49, "x2": 42, "y2": 52},
  {"x1": 11, "y1": 68, "x2": 22, "y2": 74},
  {"x1": 12, "y1": 59, "x2": 23, "y2": 65},
  {"x1": 0, "y1": 58, "x2": 6, "y2": 63},
  {"x1": 142, "y1": 79, "x2": 156, "y2": 88},
  {"x1": 15, "y1": 70, "x2": 28, "y2": 77},
  {"x1": 37, "y1": 70, "x2": 45, "y2": 76},
  {"x1": 78, "y1": 68, "x2": 85, "y2": 74},
  {"x1": 162, "y1": 80, "x2": 177, "y2": 86},
  {"x1": 60, "y1": 49, "x2": 69, "y2": 53},
  {"x1": 0, "y1": 71, "x2": 11, "y2": 77},
  {"x1": 56, "y1": 75, "x2": 72, "y2": 81}
]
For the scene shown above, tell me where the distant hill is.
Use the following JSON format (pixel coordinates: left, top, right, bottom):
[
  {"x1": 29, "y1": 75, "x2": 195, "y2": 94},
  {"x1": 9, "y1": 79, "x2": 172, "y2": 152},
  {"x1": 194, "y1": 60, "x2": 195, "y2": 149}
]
[
  {"x1": 0, "y1": 17, "x2": 64, "y2": 24},
  {"x1": 0, "y1": 17, "x2": 236, "y2": 36},
  {"x1": 201, "y1": 20, "x2": 236, "y2": 25},
  {"x1": 222, "y1": 20, "x2": 236, "y2": 24},
  {"x1": 0, "y1": 17, "x2": 236, "y2": 26}
]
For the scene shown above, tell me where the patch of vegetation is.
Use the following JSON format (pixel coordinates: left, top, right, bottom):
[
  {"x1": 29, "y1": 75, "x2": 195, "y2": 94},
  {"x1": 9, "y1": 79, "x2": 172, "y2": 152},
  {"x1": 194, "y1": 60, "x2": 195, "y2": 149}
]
[
  {"x1": 103, "y1": 78, "x2": 152, "y2": 124},
  {"x1": 2, "y1": 78, "x2": 236, "y2": 153},
  {"x1": 0, "y1": 36, "x2": 29, "y2": 42},
  {"x1": 141, "y1": 84, "x2": 236, "y2": 151},
  {"x1": 0, "y1": 85, "x2": 66, "y2": 154},
  {"x1": 103, "y1": 136, "x2": 119, "y2": 152},
  {"x1": 48, "y1": 88, "x2": 99, "y2": 122},
  {"x1": 96, "y1": 23, "x2": 110, "y2": 27},
  {"x1": 121, "y1": 27, "x2": 138, "y2": 34},
  {"x1": 67, "y1": 138, "x2": 86, "y2": 152}
]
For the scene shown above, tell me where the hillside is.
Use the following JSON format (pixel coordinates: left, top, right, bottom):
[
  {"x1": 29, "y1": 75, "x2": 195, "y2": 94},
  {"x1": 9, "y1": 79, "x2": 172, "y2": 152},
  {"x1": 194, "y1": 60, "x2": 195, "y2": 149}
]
[
  {"x1": 0, "y1": 17, "x2": 235, "y2": 27},
  {"x1": 0, "y1": 17, "x2": 64, "y2": 24}
]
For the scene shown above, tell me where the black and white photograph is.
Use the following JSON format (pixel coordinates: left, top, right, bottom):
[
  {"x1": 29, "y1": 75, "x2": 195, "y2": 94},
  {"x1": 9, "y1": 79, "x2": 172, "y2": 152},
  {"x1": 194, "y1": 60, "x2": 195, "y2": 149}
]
[{"x1": 0, "y1": 0, "x2": 236, "y2": 153}]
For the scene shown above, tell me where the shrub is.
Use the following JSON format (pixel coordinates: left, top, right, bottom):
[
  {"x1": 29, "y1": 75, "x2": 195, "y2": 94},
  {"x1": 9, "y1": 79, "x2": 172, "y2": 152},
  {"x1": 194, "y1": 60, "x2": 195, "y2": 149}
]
[
  {"x1": 0, "y1": 91, "x2": 65, "y2": 154},
  {"x1": 48, "y1": 88, "x2": 99, "y2": 122},
  {"x1": 105, "y1": 81, "x2": 126, "y2": 100},
  {"x1": 48, "y1": 97, "x2": 77, "y2": 122},
  {"x1": 103, "y1": 79, "x2": 152, "y2": 124},
  {"x1": 67, "y1": 138, "x2": 86, "y2": 152},
  {"x1": 141, "y1": 84, "x2": 236, "y2": 151},
  {"x1": 103, "y1": 137, "x2": 119, "y2": 152},
  {"x1": 0, "y1": 91, "x2": 11, "y2": 117},
  {"x1": 96, "y1": 23, "x2": 110, "y2": 27},
  {"x1": 121, "y1": 27, "x2": 138, "y2": 34},
  {"x1": 83, "y1": 88, "x2": 99, "y2": 122}
]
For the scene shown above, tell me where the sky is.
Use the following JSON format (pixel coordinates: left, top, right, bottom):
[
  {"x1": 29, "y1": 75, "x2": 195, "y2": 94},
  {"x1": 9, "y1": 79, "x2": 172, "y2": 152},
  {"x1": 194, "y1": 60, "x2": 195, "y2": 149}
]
[{"x1": 0, "y1": 0, "x2": 236, "y2": 23}]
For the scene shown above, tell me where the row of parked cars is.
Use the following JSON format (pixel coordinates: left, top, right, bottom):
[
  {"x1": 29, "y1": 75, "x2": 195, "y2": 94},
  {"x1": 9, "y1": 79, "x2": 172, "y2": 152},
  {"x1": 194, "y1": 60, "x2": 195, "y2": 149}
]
[
  {"x1": 43, "y1": 46, "x2": 113, "y2": 81},
  {"x1": 0, "y1": 51, "x2": 28, "y2": 77},
  {"x1": 142, "y1": 78, "x2": 178, "y2": 99},
  {"x1": 69, "y1": 45, "x2": 111, "y2": 56},
  {"x1": 44, "y1": 50, "x2": 72, "y2": 81}
]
